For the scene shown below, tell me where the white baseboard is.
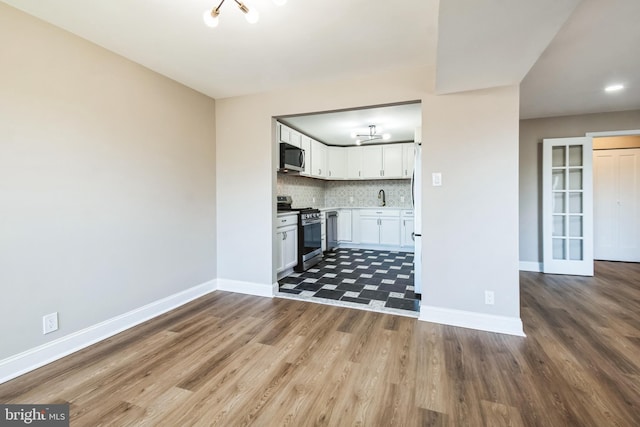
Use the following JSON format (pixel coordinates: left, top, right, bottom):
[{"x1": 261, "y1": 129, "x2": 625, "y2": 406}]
[
  {"x1": 519, "y1": 261, "x2": 543, "y2": 272},
  {"x1": 337, "y1": 243, "x2": 413, "y2": 253},
  {"x1": 0, "y1": 280, "x2": 216, "y2": 385},
  {"x1": 419, "y1": 305, "x2": 526, "y2": 337},
  {"x1": 215, "y1": 278, "x2": 275, "y2": 298}
]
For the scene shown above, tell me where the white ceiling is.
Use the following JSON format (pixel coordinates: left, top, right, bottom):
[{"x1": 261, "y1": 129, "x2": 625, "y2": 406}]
[
  {"x1": 520, "y1": 0, "x2": 640, "y2": 119},
  {"x1": 2, "y1": 0, "x2": 639, "y2": 132},
  {"x1": 280, "y1": 103, "x2": 422, "y2": 146}
]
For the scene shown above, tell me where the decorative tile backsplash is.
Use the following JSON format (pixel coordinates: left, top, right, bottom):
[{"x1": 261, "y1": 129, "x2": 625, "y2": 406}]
[
  {"x1": 277, "y1": 174, "x2": 326, "y2": 208},
  {"x1": 277, "y1": 173, "x2": 411, "y2": 209},
  {"x1": 325, "y1": 179, "x2": 411, "y2": 208}
]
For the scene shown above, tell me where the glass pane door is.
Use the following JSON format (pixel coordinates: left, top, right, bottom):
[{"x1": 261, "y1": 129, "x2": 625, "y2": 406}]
[{"x1": 543, "y1": 137, "x2": 593, "y2": 275}]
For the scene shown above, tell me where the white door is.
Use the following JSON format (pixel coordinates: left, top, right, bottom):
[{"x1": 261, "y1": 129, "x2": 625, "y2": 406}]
[
  {"x1": 594, "y1": 148, "x2": 640, "y2": 262},
  {"x1": 542, "y1": 137, "x2": 594, "y2": 276}
]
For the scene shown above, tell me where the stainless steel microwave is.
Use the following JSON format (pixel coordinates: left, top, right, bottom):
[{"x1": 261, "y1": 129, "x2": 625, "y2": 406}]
[{"x1": 279, "y1": 143, "x2": 305, "y2": 172}]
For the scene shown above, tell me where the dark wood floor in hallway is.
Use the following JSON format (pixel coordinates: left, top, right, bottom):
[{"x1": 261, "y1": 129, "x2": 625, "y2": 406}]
[{"x1": 0, "y1": 261, "x2": 638, "y2": 426}]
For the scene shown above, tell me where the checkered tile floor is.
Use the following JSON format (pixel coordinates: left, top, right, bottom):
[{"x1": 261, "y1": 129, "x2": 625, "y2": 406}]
[{"x1": 278, "y1": 248, "x2": 419, "y2": 316}]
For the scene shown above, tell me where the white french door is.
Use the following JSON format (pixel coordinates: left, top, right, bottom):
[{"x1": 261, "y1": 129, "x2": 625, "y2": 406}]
[
  {"x1": 542, "y1": 137, "x2": 594, "y2": 276},
  {"x1": 594, "y1": 148, "x2": 640, "y2": 262}
]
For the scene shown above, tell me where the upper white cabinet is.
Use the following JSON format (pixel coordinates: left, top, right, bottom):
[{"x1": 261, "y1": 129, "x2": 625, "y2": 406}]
[
  {"x1": 362, "y1": 145, "x2": 403, "y2": 179},
  {"x1": 327, "y1": 147, "x2": 347, "y2": 179},
  {"x1": 276, "y1": 121, "x2": 412, "y2": 181},
  {"x1": 383, "y1": 144, "x2": 403, "y2": 178},
  {"x1": 346, "y1": 147, "x2": 363, "y2": 179},
  {"x1": 311, "y1": 139, "x2": 327, "y2": 178},
  {"x1": 278, "y1": 123, "x2": 301, "y2": 148}
]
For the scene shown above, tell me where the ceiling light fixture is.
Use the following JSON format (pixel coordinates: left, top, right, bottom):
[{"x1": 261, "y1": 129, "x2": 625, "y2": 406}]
[
  {"x1": 353, "y1": 125, "x2": 391, "y2": 143},
  {"x1": 605, "y1": 84, "x2": 625, "y2": 92},
  {"x1": 202, "y1": 0, "x2": 257, "y2": 27},
  {"x1": 203, "y1": 0, "x2": 285, "y2": 28}
]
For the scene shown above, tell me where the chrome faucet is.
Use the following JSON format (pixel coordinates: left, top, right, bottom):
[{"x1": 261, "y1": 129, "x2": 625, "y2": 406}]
[{"x1": 378, "y1": 189, "x2": 386, "y2": 207}]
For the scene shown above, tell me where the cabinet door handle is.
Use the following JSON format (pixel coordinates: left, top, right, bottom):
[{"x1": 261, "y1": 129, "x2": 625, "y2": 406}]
[
  {"x1": 403, "y1": 220, "x2": 405, "y2": 227},
  {"x1": 329, "y1": 171, "x2": 331, "y2": 177},
  {"x1": 282, "y1": 232, "x2": 286, "y2": 240}
]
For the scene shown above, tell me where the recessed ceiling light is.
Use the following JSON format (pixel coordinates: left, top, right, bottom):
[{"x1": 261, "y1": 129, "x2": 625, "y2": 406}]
[{"x1": 605, "y1": 84, "x2": 624, "y2": 92}]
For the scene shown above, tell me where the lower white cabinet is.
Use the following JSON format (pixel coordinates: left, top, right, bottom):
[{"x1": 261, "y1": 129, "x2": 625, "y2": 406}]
[
  {"x1": 276, "y1": 215, "x2": 298, "y2": 273},
  {"x1": 401, "y1": 210, "x2": 415, "y2": 248},
  {"x1": 358, "y1": 209, "x2": 400, "y2": 246}
]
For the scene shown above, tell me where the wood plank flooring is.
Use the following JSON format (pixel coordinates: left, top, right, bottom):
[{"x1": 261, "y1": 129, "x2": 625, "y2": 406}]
[{"x1": 1, "y1": 261, "x2": 639, "y2": 426}]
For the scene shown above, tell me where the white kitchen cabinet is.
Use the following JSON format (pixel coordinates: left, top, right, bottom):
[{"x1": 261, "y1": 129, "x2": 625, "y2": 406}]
[
  {"x1": 300, "y1": 136, "x2": 312, "y2": 176},
  {"x1": 337, "y1": 209, "x2": 352, "y2": 241},
  {"x1": 276, "y1": 215, "x2": 298, "y2": 273},
  {"x1": 359, "y1": 209, "x2": 401, "y2": 245},
  {"x1": 327, "y1": 146, "x2": 347, "y2": 179},
  {"x1": 401, "y1": 210, "x2": 415, "y2": 249},
  {"x1": 359, "y1": 217, "x2": 380, "y2": 244},
  {"x1": 361, "y1": 145, "x2": 404, "y2": 179},
  {"x1": 311, "y1": 139, "x2": 327, "y2": 178},
  {"x1": 362, "y1": 146, "x2": 384, "y2": 178},
  {"x1": 278, "y1": 123, "x2": 301, "y2": 148},
  {"x1": 402, "y1": 143, "x2": 416, "y2": 178},
  {"x1": 383, "y1": 144, "x2": 403, "y2": 178},
  {"x1": 346, "y1": 146, "x2": 363, "y2": 179},
  {"x1": 380, "y1": 217, "x2": 401, "y2": 245}
]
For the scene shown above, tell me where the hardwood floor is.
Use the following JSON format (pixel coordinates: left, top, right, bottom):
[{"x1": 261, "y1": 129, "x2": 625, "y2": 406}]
[{"x1": 1, "y1": 261, "x2": 639, "y2": 426}]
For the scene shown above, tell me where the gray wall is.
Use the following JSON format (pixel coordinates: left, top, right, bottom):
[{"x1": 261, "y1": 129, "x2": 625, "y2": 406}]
[
  {"x1": 0, "y1": 4, "x2": 217, "y2": 359},
  {"x1": 519, "y1": 110, "x2": 640, "y2": 263}
]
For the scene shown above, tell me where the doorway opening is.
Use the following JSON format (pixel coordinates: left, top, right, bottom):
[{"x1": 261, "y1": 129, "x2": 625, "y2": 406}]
[{"x1": 273, "y1": 101, "x2": 423, "y2": 317}]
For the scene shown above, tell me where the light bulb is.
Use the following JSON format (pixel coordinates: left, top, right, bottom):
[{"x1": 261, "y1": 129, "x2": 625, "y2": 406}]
[
  {"x1": 203, "y1": 9, "x2": 220, "y2": 27},
  {"x1": 273, "y1": 0, "x2": 287, "y2": 5},
  {"x1": 605, "y1": 84, "x2": 624, "y2": 92},
  {"x1": 355, "y1": 140, "x2": 361, "y2": 145},
  {"x1": 244, "y1": 8, "x2": 259, "y2": 23},
  {"x1": 382, "y1": 133, "x2": 391, "y2": 140}
]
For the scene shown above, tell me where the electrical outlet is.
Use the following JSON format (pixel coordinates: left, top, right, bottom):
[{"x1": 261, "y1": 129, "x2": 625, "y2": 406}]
[
  {"x1": 312, "y1": 197, "x2": 316, "y2": 204},
  {"x1": 484, "y1": 291, "x2": 495, "y2": 305},
  {"x1": 43, "y1": 312, "x2": 58, "y2": 334},
  {"x1": 400, "y1": 196, "x2": 405, "y2": 203},
  {"x1": 349, "y1": 196, "x2": 354, "y2": 203}
]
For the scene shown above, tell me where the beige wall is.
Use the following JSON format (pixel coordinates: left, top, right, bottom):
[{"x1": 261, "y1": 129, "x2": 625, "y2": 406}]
[
  {"x1": 216, "y1": 67, "x2": 522, "y2": 320},
  {"x1": 423, "y1": 85, "x2": 521, "y2": 317},
  {"x1": 0, "y1": 4, "x2": 217, "y2": 359},
  {"x1": 519, "y1": 110, "x2": 640, "y2": 263}
]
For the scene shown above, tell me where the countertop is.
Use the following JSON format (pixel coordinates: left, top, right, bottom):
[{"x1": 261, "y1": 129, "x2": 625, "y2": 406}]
[{"x1": 319, "y1": 206, "x2": 414, "y2": 212}]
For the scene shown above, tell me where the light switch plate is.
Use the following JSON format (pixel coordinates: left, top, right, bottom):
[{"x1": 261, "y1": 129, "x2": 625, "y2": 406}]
[{"x1": 432, "y1": 172, "x2": 442, "y2": 186}]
